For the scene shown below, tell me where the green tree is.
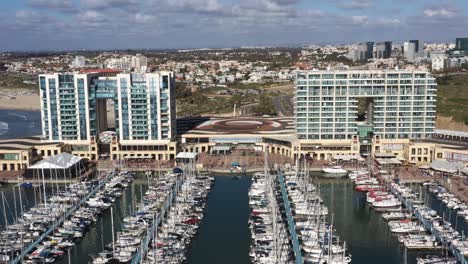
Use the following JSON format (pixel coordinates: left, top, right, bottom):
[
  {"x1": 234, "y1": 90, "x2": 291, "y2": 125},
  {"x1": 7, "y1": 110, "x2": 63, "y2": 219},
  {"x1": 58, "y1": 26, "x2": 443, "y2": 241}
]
[{"x1": 255, "y1": 96, "x2": 276, "y2": 116}]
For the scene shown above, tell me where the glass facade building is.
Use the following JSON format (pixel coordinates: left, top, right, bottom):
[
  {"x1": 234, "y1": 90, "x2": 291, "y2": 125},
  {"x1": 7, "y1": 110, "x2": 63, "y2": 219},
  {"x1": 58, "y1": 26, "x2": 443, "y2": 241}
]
[
  {"x1": 456, "y1": 38, "x2": 468, "y2": 54},
  {"x1": 295, "y1": 70, "x2": 437, "y2": 141},
  {"x1": 39, "y1": 72, "x2": 176, "y2": 143}
]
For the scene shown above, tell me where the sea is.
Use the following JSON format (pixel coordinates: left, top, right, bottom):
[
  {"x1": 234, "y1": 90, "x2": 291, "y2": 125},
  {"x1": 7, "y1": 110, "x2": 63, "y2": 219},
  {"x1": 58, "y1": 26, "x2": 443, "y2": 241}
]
[{"x1": 0, "y1": 109, "x2": 42, "y2": 139}]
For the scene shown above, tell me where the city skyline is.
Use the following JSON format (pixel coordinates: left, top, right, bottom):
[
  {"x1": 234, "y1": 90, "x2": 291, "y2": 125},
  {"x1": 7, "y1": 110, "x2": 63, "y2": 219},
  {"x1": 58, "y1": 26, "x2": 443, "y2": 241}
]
[{"x1": 0, "y1": 0, "x2": 468, "y2": 51}]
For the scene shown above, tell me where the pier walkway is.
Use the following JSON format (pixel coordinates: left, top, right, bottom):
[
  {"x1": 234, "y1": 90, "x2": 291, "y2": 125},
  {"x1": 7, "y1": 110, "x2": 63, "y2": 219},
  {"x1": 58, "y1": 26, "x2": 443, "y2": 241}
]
[
  {"x1": 130, "y1": 175, "x2": 183, "y2": 264},
  {"x1": 278, "y1": 172, "x2": 303, "y2": 264},
  {"x1": 391, "y1": 185, "x2": 468, "y2": 264},
  {"x1": 9, "y1": 170, "x2": 116, "y2": 264}
]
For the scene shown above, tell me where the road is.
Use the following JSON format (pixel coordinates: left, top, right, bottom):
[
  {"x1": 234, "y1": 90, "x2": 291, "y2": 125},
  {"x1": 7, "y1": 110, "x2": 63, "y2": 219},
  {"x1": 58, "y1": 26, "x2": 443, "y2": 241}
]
[{"x1": 273, "y1": 95, "x2": 294, "y2": 117}]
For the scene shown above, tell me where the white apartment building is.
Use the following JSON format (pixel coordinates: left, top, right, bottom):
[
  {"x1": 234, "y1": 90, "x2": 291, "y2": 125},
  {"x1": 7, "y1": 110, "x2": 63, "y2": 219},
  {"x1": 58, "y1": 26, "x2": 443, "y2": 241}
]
[
  {"x1": 431, "y1": 55, "x2": 447, "y2": 71},
  {"x1": 106, "y1": 54, "x2": 148, "y2": 72},
  {"x1": 295, "y1": 70, "x2": 437, "y2": 141},
  {"x1": 71, "y1": 56, "x2": 85, "y2": 68},
  {"x1": 39, "y1": 71, "x2": 176, "y2": 143},
  {"x1": 131, "y1": 54, "x2": 148, "y2": 72}
]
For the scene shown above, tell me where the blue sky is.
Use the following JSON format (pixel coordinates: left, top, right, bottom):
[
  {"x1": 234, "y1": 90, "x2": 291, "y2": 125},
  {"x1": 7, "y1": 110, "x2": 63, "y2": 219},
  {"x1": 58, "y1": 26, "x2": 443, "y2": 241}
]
[{"x1": 0, "y1": 0, "x2": 467, "y2": 51}]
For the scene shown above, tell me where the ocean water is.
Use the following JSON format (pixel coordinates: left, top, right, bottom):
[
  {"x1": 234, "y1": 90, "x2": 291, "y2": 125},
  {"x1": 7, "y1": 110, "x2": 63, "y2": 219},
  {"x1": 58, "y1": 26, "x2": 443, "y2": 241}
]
[{"x1": 0, "y1": 109, "x2": 41, "y2": 139}]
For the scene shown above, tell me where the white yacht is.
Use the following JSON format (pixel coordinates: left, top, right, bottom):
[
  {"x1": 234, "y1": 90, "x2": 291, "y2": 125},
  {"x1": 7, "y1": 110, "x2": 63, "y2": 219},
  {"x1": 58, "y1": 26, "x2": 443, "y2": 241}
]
[{"x1": 322, "y1": 166, "x2": 348, "y2": 177}]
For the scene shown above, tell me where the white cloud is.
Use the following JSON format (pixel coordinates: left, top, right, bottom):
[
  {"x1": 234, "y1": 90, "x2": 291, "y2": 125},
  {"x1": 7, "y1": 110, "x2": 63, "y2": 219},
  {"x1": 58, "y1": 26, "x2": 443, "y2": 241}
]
[
  {"x1": 26, "y1": 0, "x2": 76, "y2": 12},
  {"x1": 351, "y1": 15, "x2": 368, "y2": 24},
  {"x1": 337, "y1": 0, "x2": 375, "y2": 9},
  {"x1": 377, "y1": 18, "x2": 401, "y2": 25},
  {"x1": 423, "y1": 7, "x2": 457, "y2": 18},
  {"x1": 81, "y1": 0, "x2": 138, "y2": 10}
]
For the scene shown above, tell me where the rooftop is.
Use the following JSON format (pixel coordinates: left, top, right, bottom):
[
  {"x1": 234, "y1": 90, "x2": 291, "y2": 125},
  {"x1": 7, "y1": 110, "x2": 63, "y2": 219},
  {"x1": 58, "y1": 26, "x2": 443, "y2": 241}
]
[
  {"x1": 79, "y1": 68, "x2": 122, "y2": 74},
  {"x1": 183, "y1": 117, "x2": 295, "y2": 136},
  {"x1": 29, "y1": 152, "x2": 82, "y2": 169},
  {"x1": 0, "y1": 136, "x2": 61, "y2": 150}
]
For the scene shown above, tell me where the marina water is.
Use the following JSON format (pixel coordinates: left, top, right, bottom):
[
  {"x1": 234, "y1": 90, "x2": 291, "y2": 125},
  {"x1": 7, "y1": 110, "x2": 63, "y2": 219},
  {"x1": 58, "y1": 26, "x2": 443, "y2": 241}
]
[
  {"x1": 1, "y1": 174, "x2": 466, "y2": 263},
  {"x1": 186, "y1": 175, "x2": 252, "y2": 264}
]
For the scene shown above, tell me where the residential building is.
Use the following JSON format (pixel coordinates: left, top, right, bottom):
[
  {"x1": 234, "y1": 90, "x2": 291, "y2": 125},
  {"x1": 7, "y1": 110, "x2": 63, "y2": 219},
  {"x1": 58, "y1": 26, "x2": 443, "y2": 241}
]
[
  {"x1": 131, "y1": 54, "x2": 148, "y2": 72},
  {"x1": 375, "y1": 42, "x2": 392, "y2": 59},
  {"x1": 106, "y1": 54, "x2": 148, "y2": 72},
  {"x1": 295, "y1": 70, "x2": 437, "y2": 141},
  {"x1": 106, "y1": 57, "x2": 132, "y2": 71},
  {"x1": 39, "y1": 70, "x2": 177, "y2": 160},
  {"x1": 71, "y1": 56, "x2": 86, "y2": 68},
  {"x1": 431, "y1": 55, "x2": 447, "y2": 71}
]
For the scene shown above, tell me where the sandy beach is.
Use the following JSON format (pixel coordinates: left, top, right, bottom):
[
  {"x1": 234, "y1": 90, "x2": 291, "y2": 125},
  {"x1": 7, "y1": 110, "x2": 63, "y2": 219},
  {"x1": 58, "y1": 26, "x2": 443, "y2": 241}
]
[{"x1": 0, "y1": 88, "x2": 40, "y2": 111}]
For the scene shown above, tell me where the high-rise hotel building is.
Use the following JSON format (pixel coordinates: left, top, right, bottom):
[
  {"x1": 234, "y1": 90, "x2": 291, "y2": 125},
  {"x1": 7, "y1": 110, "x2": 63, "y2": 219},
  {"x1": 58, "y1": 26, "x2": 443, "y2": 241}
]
[
  {"x1": 39, "y1": 70, "x2": 177, "y2": 160},
  {"x1": 294, "y1": 70, "x2": 437, "y2": 158}
]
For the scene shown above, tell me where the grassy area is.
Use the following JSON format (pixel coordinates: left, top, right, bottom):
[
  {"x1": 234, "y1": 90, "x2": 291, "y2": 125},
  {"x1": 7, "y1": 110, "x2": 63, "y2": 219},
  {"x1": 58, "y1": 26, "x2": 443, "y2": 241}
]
[
  {"x1": 436, "y1": 73, "x2": 468, "y2": 125},
  {"x1": 0, "y1": 73, "x2": 36, "y2": 90},
  {"x1": 177, "y1": 90, "x2": 279, "y2": 117},
  {"x1": 227, "y1": 81, "x2": 289, "y2": 90}
]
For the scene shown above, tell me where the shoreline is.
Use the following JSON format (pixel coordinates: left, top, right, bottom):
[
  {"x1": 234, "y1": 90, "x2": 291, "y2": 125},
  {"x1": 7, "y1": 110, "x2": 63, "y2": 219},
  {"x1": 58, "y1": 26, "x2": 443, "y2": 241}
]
[{"x1": 0, "y1": 106, "x2": 40, "y2": 111}]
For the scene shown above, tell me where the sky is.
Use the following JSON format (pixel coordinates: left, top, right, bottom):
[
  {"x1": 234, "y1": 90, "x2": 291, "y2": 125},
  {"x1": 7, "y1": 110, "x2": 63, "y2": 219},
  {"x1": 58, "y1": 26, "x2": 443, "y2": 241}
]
[{"x1": 0, "y1": 0, "x2": 467, "y2": 51}]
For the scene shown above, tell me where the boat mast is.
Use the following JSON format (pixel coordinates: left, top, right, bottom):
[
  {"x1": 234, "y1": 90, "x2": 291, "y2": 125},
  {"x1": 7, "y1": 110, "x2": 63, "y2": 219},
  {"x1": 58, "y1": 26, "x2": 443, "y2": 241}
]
[
  {"x1": 111, "y1": 206, "x2": 115, "y2": 256},
  {"x1": 12, "y1": 186, "x2": 17, "y2": 221},
  {"x1": 1, "y1": 192, "x2": 7, "y2": 227},
  {"x1": 41, "y1": 167, "x2": 47, "y2": 208},
  {"x1": 18, "y1": 177, "x2": 23, "y2": 217},
  {"x1": 328, "y1": 213, "x2": 334, "y2": 264},
  {"x1": 343, "y1": 241, "x2": 346, "y2": 262}
]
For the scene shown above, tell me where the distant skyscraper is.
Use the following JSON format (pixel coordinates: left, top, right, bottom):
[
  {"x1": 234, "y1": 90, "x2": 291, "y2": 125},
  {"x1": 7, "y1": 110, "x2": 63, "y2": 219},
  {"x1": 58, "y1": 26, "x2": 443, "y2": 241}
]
[
  {"x1": 375, "y1": 42, "x2": 392, "y2": 59},
  {"x1": 455, "y1": 38, "x2": 468, "y2": 54},
  {"x1": 356, "y1": 42, "x2": 374, "y2": 61},
  {"x1": 403, "y1": 41, "x2": 423, "y2": 62},
  {"x1": 409, "y1": 40, "x2": 421, "y2": 53}
]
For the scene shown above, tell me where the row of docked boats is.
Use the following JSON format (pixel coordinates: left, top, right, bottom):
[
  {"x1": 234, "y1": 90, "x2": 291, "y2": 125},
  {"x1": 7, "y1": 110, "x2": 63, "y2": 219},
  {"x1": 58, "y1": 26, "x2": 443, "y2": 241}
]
[
  {"x1": 0, "y1": 170, "x2": 130, "y2": 263},
  {"x1": 27, "y1": 171, "x2": 135, "y2": 263},
  {"x1": 93, "y1": 169, "x2": 214, "y2": 264},
  {"x1": 249, "y1": 172, "x2": 293, "y2": 263},
  {"x1": 92, "y1": 173, "x2": 181, "y2": 263},
  {"x1": 352, "y1": 172, "x2": 441, "y2": 247},
  {"x1": 391, "y1": 182, "x2": 466, "y2": 261},
  {"x1": 425, "y1": 181, "x2": 468, "y2": 222},
  {"x1": 144, "y1": 174, "x2": 213, "y2": 263},
  {"x1": 351, "y1": 170, "x2": 465, "y2": 261},
  {"x1": 283, "y1": 168, "x2": 351, "y2": 264}
]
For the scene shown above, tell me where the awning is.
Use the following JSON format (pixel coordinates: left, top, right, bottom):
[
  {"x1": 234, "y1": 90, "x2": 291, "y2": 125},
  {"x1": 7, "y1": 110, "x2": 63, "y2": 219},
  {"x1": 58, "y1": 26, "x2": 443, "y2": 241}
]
[
  {"x1": 332, "y1": 154, "x2": 364, "y2": 161},
  {"x1": 212, "y1": 146, "x2": 231, "y2": 151},
  {"x1": 430, "y1": 159, "x2": 465, "y2": 174},
  {"x1": 374, "y1": 153, "x2": 396, "y2": 158},
  {"x1": 176, "y1": 152, "x2": 198, "y2": 159},
  {"x1": 29, "y1": 153, "x2": 82, "y2": 169},
  {"x1": 376, "y1": 158, "x2": 402, "y2": 165},
  {"x1": 124, "y1": 155, "x2": 153, "y2": 159}
]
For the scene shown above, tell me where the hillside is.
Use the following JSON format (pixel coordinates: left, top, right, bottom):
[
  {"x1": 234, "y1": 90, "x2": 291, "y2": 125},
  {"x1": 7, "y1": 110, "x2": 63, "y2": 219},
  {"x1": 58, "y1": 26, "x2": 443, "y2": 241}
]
[{"x1": 436, "y1": 73, "x2": 468, "y2": 131}]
